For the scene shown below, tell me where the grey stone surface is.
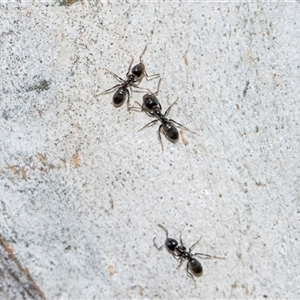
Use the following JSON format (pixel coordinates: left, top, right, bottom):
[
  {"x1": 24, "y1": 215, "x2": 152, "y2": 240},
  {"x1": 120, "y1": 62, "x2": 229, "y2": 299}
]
[{"x1": 0, "y1": 1, "x2": 299, "y2": 299}]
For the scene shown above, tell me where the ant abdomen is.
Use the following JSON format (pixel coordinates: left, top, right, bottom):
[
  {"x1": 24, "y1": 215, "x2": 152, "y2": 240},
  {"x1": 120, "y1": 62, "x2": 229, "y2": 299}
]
[
  {"x1": 188, "y1": 258, "x2": 203, "y2": 277},
  {"x1": 113, "y1": 87, "x2": 128, "y2": 107},
  {"x1": 161, "y1": 123, "x2": 180, "y2": 143}
]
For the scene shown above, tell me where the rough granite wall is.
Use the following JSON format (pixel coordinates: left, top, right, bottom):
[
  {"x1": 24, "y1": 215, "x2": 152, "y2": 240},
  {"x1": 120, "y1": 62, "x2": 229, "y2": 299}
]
[{"x1": 0, "y1": 1, "x2": 299, "y2": 299}]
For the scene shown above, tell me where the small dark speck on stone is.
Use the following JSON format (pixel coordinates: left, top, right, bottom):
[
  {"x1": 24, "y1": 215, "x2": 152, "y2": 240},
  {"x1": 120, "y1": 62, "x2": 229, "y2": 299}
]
[
  {"x1": 26, "y1": 79, "x2": 51, "y2": 93},
  {"x1": 59, "y1": 0, "x2": 79, "y2": 6},
  {"x1": 2, "y1": 111, "x2": 9, "y2": 120}
]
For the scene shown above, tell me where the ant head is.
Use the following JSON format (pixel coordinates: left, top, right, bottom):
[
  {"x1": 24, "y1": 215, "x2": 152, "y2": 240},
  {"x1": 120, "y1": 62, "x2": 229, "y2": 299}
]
[
  {"x1": 143, "y1": 94, "x2": 153, "y2": 102},
  {"x1": 143, "y1": 94, "x2": 160, "y2": 110},
  {"x1": 166, "y1": 238, "x2": 178, "y2": 252},
  {"x1": 131, "y1": 62, "x2": 145, "y2": 79}
]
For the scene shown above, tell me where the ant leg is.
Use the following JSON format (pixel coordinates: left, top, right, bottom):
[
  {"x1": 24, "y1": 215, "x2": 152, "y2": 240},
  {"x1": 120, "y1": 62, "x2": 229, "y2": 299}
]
[
  {"x1": 131, "y1": 85, "x2": 152, "y2": 93},
  {"x1": 94, "y1": 84, "x2": 120, "y2": 97},
  {"x1": 139, "y1": 45, "x2": 160, "y2": 80},
  {"x1": 193, "y1": 252, "x2": 226, "y2": 260},
  {"x1": 186, "y1": 266, "x2": 197, "y2": 288},
  {"x1": 158, "y1": 124, "x2": 164, "y2": 152},
  {"x1": 139, "y1": 45, "x2": 147, "y2": 61},
  {"x1": 144, "y1": 70, "x2": 160, "y2": 81},
  {"x1": 179, "y1": 231, "x2": 184, "y2": 247},
  {"x1": 153, "y1": 78, "x2": 161, "y2": 96},
  {"x1": 153, "y1": 237, "x2": 165, "y2": 250},
  {"x1": 189, "y1": 236, "x2": 202, "y2": 252},
  {"x1": 164, "y1": 97, "x2": 179, "y2": 116},
  {"x1": 104, "y1": 69, "x2": 124, "y2": 82},
  {"x1": 169, "y1": 119, "x2": 196, "y2": 134},
  {"x1": 138, "y1": 119, "x2": 159, "y2": 132},
  {"x1": 126, "y1": 89, "x2": 131, "y2": 109},
  {"x1": 177, "y1": 257, "x2": 185, "y2": 269},
  {"x1": 128, "y1": 101, "x2": 143, "y2": 112},
  {"x1": 158, "y1": 224, "x2": 169, "y2": 237},
  {"x1": 126, "y1": 57, "x2": 134, "y2": 77},
  {"x1": 153, "y1": 224, "x2": 170, "y2": 250}
]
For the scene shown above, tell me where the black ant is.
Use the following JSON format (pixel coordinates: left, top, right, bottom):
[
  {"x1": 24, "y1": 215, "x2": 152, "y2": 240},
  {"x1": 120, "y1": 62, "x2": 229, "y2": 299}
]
[
  {"x1": 153, "y1": 224, "x2": 225, "y2": 288},
  {"x1": 129, "y1": 78, "x2": 162, "y2": 117},
  {"x1": 129, "y1": 79, "x2": 195, "y2": 150},
  {"x1": 137, "y1": 97, "x2": 196, "y2": 151},
  {"x1": 94, "y1": 45, "x2": 159, "y2": 108}
]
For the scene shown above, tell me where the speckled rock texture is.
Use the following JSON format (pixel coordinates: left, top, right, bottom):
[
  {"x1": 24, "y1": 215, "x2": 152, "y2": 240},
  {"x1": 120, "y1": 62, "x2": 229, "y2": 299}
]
[
  {"x1": 0, "y1": 1, "x2": 299, "y2": 299},
  {"x1": 0, "y1": 236, "x2": 45, "y2": 300}
]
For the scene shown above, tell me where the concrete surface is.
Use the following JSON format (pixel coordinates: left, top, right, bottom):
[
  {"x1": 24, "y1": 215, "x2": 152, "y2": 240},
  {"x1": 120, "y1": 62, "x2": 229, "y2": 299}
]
[{"x1": 0, "y1": 1, "x2": 300, "y2": 299}]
